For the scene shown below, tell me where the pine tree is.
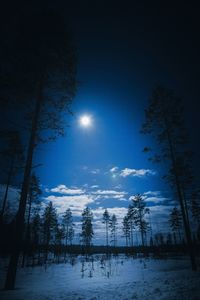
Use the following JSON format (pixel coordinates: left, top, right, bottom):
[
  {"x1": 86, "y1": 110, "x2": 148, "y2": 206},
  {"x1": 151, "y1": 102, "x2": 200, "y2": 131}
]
[
  {"x1": 190, "y1": 190, "x2": 200, "y2": 242},
  {"x1": 42, "y1": 201, "x2": 57, "y2": 263},
  {"x1": 22, "y1": 174, "x2": 42, "y2": 267},
  {"x1": 166, "y1": 233, "x2": 173, "y2": 245},
  {"x1": 154, "y1": 232, "x2": 165, "y2": 246},
  {"x1": 130, "y1": 194, "x2": 149, "y2": 247},
  {"x1": 31, "y1": 212, "x2": 41, "y2": 264},
  {"x1": 0, "y1": 131, "x2": 24, "y2": 225},
  {"x1": 191, "y1": 190, "x2": 200, "y2": 225},
  {"x1": 109, "y1": 214, "x2": 118, "y2": 247},
  {"x1": 141, "y1": 85, "x2": 197, "y2": 270},
  {"x1": 169, "y1": 207, "x2": 183, "y2": 244},
  {"x1": 4, "y1": 8, "x2": 77, "y2": 289},
  {"x1": 54, "y1": 223, "x2": 65, "y2": 263},
  {"x1": 62, "y1": 208, "x2": 74, "y2": 246},
  {"x1": 127, "y1": 205, "x2": 136, "y2": 247},
  {"x1": 81, "y1": 207, "x2": 93, "y2": 250},
  {"x1": 122, "y1": 215, "x2": 130, "y2": 247},
  {"x1": 102, "y1": 209, "x2": 110, "y2": 248}
]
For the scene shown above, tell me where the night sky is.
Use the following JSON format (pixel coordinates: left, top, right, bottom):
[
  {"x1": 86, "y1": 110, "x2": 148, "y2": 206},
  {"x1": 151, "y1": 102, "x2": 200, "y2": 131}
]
[{"x1": 1, "y1": 1, "x2": 200, "y2": 245}]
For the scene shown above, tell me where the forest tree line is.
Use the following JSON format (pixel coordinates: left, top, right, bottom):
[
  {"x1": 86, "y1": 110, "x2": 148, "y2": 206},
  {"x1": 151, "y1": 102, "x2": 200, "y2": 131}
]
[{"x1": 1, "y1": 175, "x2": 200, "y2": 268}]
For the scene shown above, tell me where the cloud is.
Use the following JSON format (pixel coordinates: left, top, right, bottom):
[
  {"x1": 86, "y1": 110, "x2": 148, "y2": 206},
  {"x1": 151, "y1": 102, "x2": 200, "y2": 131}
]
[
  {"x1": 92, "y1": 189, "x2": 126, "y2": 195},
  {"x1": 94, "y1": 195, "x2": 127, "y2": 201},
  {"x1": 142, "y1": 190, "x2": 173, "y2": 205},
  {"x1": 144, "y1": 196, "x2": 169, "y2": 204},
  {"x1": 44, "y1": 194, "x2": 94, "y2": 215},
  {"x1": 110, "y1": 166, "x2": 119, "y2": 173},
  {"x1": 91, "y1": 189, "x2": 127, "y2": 201},
  {"x1": 49, "y1": 185, "x2": 84, "y2": 195},
  {"x1": 44, "y1": 184, "x2": 129, "y2": 218},
  {"x1": 143, "y1": 191, "x2": 161, "y2": 196},
  {"x1": 91, "y1": 185, "x2": 99, "y2": 189},
  {"x1": 109, "y1": 166, "x2": 156, "y2": 178},
  {"x1": 90, "y1": 169, "x2": 100, "y2": 174},
  {"x1": 43, "y1": 184, "x2": 177, "y2": 244},
  {"x1": 120, "y1": 168, "x2": 156, "y2": 177},
  {"x1": 92, "y1": 206, "x2": 128, "y2": 221}
]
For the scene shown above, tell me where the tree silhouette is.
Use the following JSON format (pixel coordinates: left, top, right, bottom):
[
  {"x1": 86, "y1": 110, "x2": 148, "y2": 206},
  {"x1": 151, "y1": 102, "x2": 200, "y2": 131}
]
[
  {"x1": 169, "y1": 207, "x2": 182, "y2": 244},
  {"x1": 102, "y1": 209, "x2": 110, "y2": 248},
  {"x1": 0, "y1": 131, "x2": 24, "y2": 226},
  {"x1": 141, "y1": 85, "x2": 197, "y2": 270},
  {"x1": 81, "y1": 207, "x2": 93, "y2": 251},
  {"x1": 54, "y1": 223, "x2": 65, "y2": 263},
  {"x1": 62, "y1": 208, "x2": 74, "y2": 254},
  {"x1": 109, "y1": 214, "x2": 118, "y2": 247},
  {"x1": 22, "y1": 174, "x2": 42, "y2": 267},
  {"x1": 4, "y1": 8, "x2": 77, "y2": 289},
  {"x1": 130, "y1": 194, "x2": 149, "y2": 247},
  {"x1": 42, "y1": 201, "x2": 57, "y2": 264},
  {"x1": 191, "y1": 190, "x2": 200, "y2": 226},
  {"x1": 127, "y1": 205, "x2": 136, "y2": 247},
  {"x1": 122, "y1": 215, "x2": 130, "y2": 247},
  {"x1": 31, "y1": 212, "x2": 41, "y2": 265}
]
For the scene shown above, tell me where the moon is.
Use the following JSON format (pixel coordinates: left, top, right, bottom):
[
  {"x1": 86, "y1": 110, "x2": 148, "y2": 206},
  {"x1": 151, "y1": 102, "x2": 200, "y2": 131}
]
[{"x1": 79, "y1": 115, "x2": 92, "y2": 127}]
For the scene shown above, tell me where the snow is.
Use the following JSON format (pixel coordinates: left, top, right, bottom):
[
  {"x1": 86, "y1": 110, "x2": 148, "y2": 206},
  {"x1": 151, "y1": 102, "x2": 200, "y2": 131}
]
[{"x1": 0, "y1": 255, "x2": 200, "y2": 300}]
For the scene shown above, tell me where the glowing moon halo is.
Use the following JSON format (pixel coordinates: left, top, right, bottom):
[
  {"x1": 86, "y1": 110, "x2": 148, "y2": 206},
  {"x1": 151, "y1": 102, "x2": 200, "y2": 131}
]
[{"x1": 79, "y1": 115, "x2": 92, "y2": 127}]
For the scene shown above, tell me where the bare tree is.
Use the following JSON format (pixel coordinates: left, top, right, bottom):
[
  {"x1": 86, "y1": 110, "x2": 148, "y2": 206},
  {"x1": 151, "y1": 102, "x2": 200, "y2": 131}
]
[{"x1": 141, "y1": 86, "x2": 197, "y2": 270}]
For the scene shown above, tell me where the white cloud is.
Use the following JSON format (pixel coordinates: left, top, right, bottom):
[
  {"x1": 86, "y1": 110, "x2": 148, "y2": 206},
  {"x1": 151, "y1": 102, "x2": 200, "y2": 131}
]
[
  {"x1": 144, "y1": 196, "x2": 169, "y2": 204},
  {"x1": 108, "y1": 166, "x2": 156, "y2": 178},
  {"x1": 92, "y1": 206, "x2": 128, "y2": 221},
  {"x1": 91, "y1": 189, "x2": 127, "y2": 201},
  {"x1": 44, "y1": 194, "x2": 94, "y2": 215},
  {"x1": 120, "y1": 168, "x2": 156, "y2": 178},
  {"x1": 92, "y1": 189, "x2": 126, "y2": 195},
  {"x1": 143, "y1": 191, "x2": 161, "y2": 196},
  {"x1": 91, "y1": 169, "x2": 100, "y2": 174},
  {"x1": 142, "y1": 191, "x2": 171, "y2": 204},
  {"x1": 94, "y1": 194, "x2": 127, "y2": 201},
  {"x1": 49, "y1": 185, "x2": 84, "y2": 195},
  {"x1": 91, "y1": 185, "x2": 99, "y2": 189},
  {"x1": 129, "y1": 193, "x2": 168, "y2": 204},
  {"x1": 110, "y1": 166, "x2": 118, "y2": 173}
]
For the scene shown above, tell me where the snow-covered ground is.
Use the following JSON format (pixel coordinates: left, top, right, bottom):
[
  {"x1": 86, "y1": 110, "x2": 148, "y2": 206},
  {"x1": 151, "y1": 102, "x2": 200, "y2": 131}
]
[{"x1": 0, "y1": 255, "x2": 200, "y2": 300}]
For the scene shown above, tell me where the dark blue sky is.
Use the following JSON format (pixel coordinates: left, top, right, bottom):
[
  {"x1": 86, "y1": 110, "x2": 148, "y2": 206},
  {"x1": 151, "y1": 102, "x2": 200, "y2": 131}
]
[{"x1": 1, "y1": 1, "x2": 200, "y2": 245}]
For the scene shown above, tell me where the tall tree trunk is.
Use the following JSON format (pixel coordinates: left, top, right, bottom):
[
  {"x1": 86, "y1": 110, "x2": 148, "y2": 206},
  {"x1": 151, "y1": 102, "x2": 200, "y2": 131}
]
[
  {"x1": 165, "y1": 119, "x2": 197, "y2": 271},
  {"x1": 4, "y1": 81, "x2": 43, "y2": 290},
  {"x1": 138, "y1": 205, "x2": 144, "y2": 247},
  {"x1": 130, "y1": 222, "x2": 133, "y2": 247},
  {"x1": 0, "y1": 155, "x2": 15, "y2": 226},
  {"x1": 106, "y1": 222, "x2": 108, "y2": 249},
  {"x1": 21, "y1": 194, "x2": 32, "y2": 268}
]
